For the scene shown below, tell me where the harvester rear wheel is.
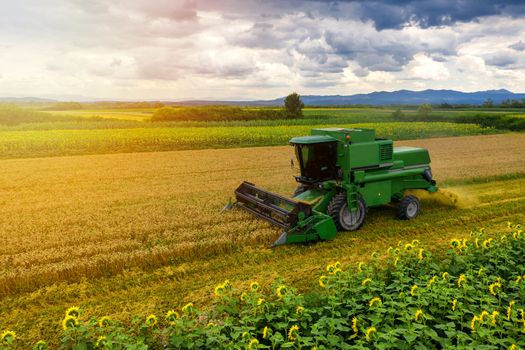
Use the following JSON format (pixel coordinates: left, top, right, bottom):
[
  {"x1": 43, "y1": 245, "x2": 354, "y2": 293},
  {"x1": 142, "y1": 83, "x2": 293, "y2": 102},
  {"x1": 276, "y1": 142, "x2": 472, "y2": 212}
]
[
  {"x1": 327, "y1": 193, "x2": 366, "y2": 231},
  {"x1": 397, "y1": 195, "x2": 420, "y2": 220}
]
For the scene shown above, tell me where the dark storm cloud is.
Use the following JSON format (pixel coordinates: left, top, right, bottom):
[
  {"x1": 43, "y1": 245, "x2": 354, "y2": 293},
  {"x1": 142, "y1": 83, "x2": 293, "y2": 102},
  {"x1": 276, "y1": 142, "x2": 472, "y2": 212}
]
[{"x1": 304, "y1": 0, "x2": 525, "y2": 30}]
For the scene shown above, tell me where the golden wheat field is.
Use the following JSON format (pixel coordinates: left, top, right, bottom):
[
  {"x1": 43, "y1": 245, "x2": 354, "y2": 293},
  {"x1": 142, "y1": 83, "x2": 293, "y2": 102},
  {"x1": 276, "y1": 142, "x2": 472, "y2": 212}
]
[{"x1": 1, "y1": 133, "x2": 524, "y2": 345}]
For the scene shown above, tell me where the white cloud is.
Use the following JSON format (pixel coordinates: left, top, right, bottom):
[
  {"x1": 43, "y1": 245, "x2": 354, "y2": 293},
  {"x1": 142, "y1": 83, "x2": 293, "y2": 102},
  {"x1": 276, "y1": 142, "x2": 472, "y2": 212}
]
[{"x1": 0, "y1": 1, "x2": 525, "y2": 99}]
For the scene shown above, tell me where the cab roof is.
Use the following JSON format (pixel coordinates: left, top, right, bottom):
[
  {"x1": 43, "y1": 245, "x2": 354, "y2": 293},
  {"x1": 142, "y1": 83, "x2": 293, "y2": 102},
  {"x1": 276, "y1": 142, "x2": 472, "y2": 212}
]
[{"x1": 289, "y1": 135, "x2": 337, "y2": 145}]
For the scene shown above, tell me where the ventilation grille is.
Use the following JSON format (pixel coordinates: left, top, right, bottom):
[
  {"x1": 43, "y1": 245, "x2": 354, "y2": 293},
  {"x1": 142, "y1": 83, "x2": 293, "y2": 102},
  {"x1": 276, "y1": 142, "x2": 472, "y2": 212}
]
[{"x1": 379, "y1": 143, "x2": 393, "y2": 161}]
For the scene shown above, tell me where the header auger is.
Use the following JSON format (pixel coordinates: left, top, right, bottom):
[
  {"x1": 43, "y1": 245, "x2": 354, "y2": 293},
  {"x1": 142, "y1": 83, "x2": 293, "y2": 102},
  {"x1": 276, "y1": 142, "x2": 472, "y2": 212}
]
[{"x1": 229, "y1": 128, "x2": 437, "y2": 246}]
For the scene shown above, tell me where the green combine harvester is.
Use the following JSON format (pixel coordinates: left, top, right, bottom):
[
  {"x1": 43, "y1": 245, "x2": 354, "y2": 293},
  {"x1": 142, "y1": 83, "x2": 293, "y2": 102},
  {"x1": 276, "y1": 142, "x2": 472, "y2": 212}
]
[{"x1": 231, "y1": 128, "x2": 437, "y2": 246}]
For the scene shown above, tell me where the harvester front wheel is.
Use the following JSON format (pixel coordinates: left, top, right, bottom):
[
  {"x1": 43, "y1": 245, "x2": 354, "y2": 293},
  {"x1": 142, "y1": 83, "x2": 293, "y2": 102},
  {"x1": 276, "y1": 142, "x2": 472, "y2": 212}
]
[
  {"x1": 397, "y1": 195, "x2": 420, "y2": 220},
  {"x1": 327, "y1": 193, "x2": 366, "y2": 231}
]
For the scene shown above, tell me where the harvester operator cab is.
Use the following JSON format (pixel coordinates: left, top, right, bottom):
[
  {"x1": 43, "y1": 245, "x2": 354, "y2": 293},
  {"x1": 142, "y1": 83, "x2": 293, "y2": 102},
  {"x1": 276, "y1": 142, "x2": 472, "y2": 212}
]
[{"x1": 290, "y1": 135, "x2": 338, "y2": 184}]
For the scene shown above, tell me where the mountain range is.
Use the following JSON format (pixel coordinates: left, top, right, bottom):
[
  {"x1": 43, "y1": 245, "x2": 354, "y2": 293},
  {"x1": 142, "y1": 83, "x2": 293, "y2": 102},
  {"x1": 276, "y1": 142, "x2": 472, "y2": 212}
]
[{"x1": 2, "y1": 89, "x2": 525, "y2": 106}]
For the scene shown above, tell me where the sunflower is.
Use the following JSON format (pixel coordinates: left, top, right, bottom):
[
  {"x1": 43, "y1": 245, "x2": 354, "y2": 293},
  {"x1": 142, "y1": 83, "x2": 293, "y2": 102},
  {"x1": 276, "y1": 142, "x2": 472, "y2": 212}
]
[
  {"x1": 288, "y1": 325, "x2": 299, "y2": 341},
  {"x1": 65, "y1": 306, "x2": 81, "y2": 318},
  {"x1": 95, "y1": 336, "x2": 107, "y2": 349},
  {"x1": 369, "y1": 297, "x2": 382, "y2": 308},
  {"x1": 415, "y1": 309, "x2": 424, "y2": 322},
  {"x1": 145, "y1": 314, "x2": 157, "y2": 327},
  {"x1": 417, "y1": 248, "x2": 424, "y2": 261},
  {"x1": 33, "y1": 340, "x2": 48, "y2": 350},
  {"x1": 276, "y1": 285, "x2": 287, "y2": 299},
  {"x1": 452, "y1": 299, "x2": 458, "y2": 311},
  {"x1": 365, "y1": 327, "x2": 376, "y2": 342},
  {"x1": 352, "y1": 317, "x2": 358, "y2": 334},
  {"x1": 248, "y1": 338, "x2": 259, "y2": 350},
  {"x1": 182, "y1": 302, "x2": 194, "y2": 313},
  {"x1": 491, "y1": 311, "x2": 499, "y2": 325},
  {"x1": 262, "y1": 326, "x2": 269, "y2": 339},
  {"x1": 296, "y1": 306, "x2": 305, "y2": 314},
  {"x1": 62, "y1": 315, "x2": 79, "y2": 331},
  {"x1": 507, "y1": 301, "x2": 516, "y2": 320},
  {"x1": 319, "y1": 276, "x2": 327, "y2": 288},
  {"x1": 98, "y1": 316, "x2": 111, "y2": 327},
  {"x1": 410, "y1": 285, "x2": 418, "y2": 296},
  {"x1": 357, "y1": 262, "x2": 364, "y2": 272},
  {"x1": 165, "y1": 310, "x2": 180, "y2": 325},
  {"x1": 214, "y1": 283, "x2": 225, "y2": 297},
  {"x1": 489, "y1": 281, "x2": 502, "y2": 296},
  {"x1": 257, "y1": 298, "x2": 265, "y2": 305},
  {"x1": 249, "y1": 281, "x2": 260, "y2": 292},
  {"x1": 361, "y1": 278, "x2": 372, "y2": 286},
  {"x1": 427, "y1": 276, "x2": 437, "y2": 288},
  {"x1": 457, "y1": 274, "x2": 466, "y2": 288},
  {"x1": 470, "y1": 315, "x2": 480, "y2": 332},
  {"x1": 0, "y1": 330, "x2": 16, "y2": 344}
]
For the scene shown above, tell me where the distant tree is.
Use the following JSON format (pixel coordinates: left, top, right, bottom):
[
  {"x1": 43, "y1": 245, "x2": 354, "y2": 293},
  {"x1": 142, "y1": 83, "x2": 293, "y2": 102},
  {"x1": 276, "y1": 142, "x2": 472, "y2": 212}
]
[
  {"x1": 391, "y1": 108, "x2": 405, "y2": 120},
  {"x1": 482, "y1": 98, "x2": 494, "y2": 108},
  {"x1": 417, "y1": 104, "x2": 433, "y2": 118},
  {"x1": 439, "y1": 102, "x2": 452, "y2": 109},
  {"x1": 284, "y1": 92, "x2": 305, "y2": 118}
]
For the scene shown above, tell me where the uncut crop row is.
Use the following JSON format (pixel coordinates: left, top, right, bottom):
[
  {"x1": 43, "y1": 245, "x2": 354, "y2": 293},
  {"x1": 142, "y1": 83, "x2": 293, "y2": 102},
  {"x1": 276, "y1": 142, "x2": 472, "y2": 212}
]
[{"x1": 0, "y1": 122, "x2": 495, "y2": 159}]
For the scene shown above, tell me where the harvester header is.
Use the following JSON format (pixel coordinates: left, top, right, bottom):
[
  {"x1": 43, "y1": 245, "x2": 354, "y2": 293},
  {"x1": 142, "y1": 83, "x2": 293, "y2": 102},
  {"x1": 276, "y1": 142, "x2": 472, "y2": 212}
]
[{"x1": 230, "y1": 128, "x2": 437, "y2": 246}]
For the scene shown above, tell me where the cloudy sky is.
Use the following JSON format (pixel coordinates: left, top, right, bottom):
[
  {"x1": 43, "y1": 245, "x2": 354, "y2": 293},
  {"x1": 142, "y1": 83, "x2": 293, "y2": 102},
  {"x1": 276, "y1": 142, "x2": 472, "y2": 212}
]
[{"x1": 1, "y1": 0, "x2": 525, "y2": 100}]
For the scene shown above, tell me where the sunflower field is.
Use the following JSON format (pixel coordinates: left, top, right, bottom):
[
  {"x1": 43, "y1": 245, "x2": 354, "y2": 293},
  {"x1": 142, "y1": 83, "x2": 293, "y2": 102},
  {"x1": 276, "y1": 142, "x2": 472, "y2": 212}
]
[{"x1": 2, "y1": 223, "x2": 523, "y2": 349}]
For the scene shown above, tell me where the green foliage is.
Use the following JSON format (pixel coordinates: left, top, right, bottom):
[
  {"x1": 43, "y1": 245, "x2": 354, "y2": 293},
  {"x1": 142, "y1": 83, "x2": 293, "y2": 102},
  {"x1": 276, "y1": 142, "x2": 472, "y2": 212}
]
[
  {"x1": 391, "y1": 108, "x2": 405, "y2": 119},
  {"x1": 417, "y1": 104, "x2": 433, "y2": 118},
  {"x1": 4, "y1": 224, "x2": 524, "y2": 349},
  {"x1": 0, "y1": 122, "x2": 495, "y2": 159},
  {"x1": 392, "y1": 109, "x2": 525, "y2": 131},
  {"x1": 0, "y1": 105, "x2": 77, "y2": 125},
  {"x1": 284, "y1": 92, "x2": 305, "y2": 118},
  {"x1": 151, "y1": 106, "x2": 287, "y2": 122}
]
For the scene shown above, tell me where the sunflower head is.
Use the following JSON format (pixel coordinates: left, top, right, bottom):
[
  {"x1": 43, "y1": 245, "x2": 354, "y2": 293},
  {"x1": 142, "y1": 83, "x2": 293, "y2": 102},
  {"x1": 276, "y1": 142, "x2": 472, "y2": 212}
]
[
  {"x1": 452, "y1": 299, "x2": 458, "y2": 311},
  {"x1": 288, "y1": 325, "x2": 299, "y2": 341},
  {"x1": 365, "y1": 327, "x2": 377, "y2": 342},
  {"x1": 489, "y1": 281, "x2": 502, "y2": 296},
  {"x1": 369, "y1": 297, "x2": 382, "y2": 308},
  {"x1": 33, "y1": 340, "x2": 49, "y2": 350},
  {"x1": 65, "y1": 306, "x2": 81, "y2": 318},
  {"x1": 95, "y1": 336, "x2": 107, "y2": 349},
  {"x1": 326, "y1": 264, "x2": 335, "y2": 274},
  {"x1": 145, "y1": 314, "x2": 157, "y2": 327},
  {"x1": 248, "y1": 338, "x2": 259, "y2": 350},
  {"x1": 361, "y1": 278, "x2": 372, "y2": 286},
  {"x1": 415, "y1": 309, "x2": 424, "y2": 322},
  {"x1": 214, "y1": 284, "x2": 225, "y2": 297},
  {"x1": 62, "y1": 315, "x2": 79, "y2": 331},
  {"x1": 249, "y1": 281, "x2": 260, "y2": 292},
  {"x1": 410, "y1": 284, "x2": 418, "y2": 296},
  {"x1": 257, "y1": 298, "x2": 265, "y2": 306},
  {"x1": 457, "y1": 274, "x2": 467, "y2": 288},
  {"x1": 351, "y1": 317, "x2": 358, "y2": 334},
  {"x1": 0, "y1": 330, "x2": 16, "y2": 345},
  {"x1": 276, "y1": 285, "x2": 287, "y2": 299},
  {"x1": 319, "y1": 275, "x2": 327, "y2": 288},
  {"x1": 296, "y1": 306, "x2": 305, "y2": 314},
  {"x1": 98, "y1": 316, "x2": 111, "y2": 328},
  {"x1": 262, "y1": 326, "x2": 269, "y2": 339},
  {"x1": 165, "y1": 310, "x2": 180, "y2": 324},
  {"x1": 182, "y1": 302, "x2": 194, "y2": 313}
]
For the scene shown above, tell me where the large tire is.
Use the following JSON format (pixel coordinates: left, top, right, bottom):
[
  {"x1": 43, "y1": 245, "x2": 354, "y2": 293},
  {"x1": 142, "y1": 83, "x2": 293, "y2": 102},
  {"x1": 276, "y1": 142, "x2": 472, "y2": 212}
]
[
  {"x1": 397, "y1": 195, "x2": 420, "y2": 220},
  {"x1": 327, "y1": 193, "x2": 367, "y2": 231},
  {"x1": 292, "y1": 185, "x2": 308, "y2": 197}
]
